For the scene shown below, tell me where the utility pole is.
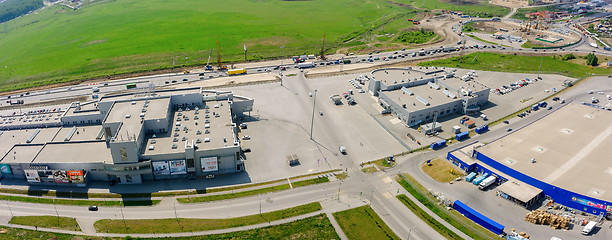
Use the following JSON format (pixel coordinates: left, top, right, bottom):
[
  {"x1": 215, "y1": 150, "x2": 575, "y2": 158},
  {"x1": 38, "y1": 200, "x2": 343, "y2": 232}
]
[
  {"x1": 280, "y1": 45, "x2": 284, "y2": 66},
  {"x1": 120, "y1": 202, "x2": 126, "y2": 230},
  {"x1": 537, "y1": 54, "x2": 544, "y2": 79},
  {"x1": 53, "y1": 198, "x2": 60, "y2": 226},
  {"x1": 259, "y1": 194, "x2": 262, "y2": 215},
  {"x1": 280, "y1": 72, "x2": 283, "y2": 86},
  {"x1": 309, "y1": 89, "x2": 318, "y2": 140},
  {"x1": 320, "y1": 34, "x2": 326, "y2": 60}
]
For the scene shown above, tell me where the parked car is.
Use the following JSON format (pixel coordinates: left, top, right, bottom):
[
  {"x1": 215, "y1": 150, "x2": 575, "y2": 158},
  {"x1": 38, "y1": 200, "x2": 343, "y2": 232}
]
[{"x1": 88, "y1": 205, "x2": 99, "y2": 211}]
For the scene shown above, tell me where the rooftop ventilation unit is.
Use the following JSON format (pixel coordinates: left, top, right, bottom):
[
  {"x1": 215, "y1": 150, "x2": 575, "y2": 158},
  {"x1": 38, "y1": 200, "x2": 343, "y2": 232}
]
[
  {"x1": 182, "y1": 137, "x2": 187, "y2": 141},
  {"x1": 174, "y1": 132, "x2": 179, "y2": 137},
  {"x1": 196, "y1": 130, "x2": 202, "y2": 135},
  {"x1": 150, "y1": 139, "x2": 156, "y2": 144},
  {"x1": 205, "y1": 124, "x2": 210, "y2": 128},
  {"x1": 149, "y1": 146, "x2": 155, "y2": 150},
  {"x1": 125, "y1": 114, "x2": 131, "y2": 118},
  {"x1": 177, "y1": 112, "x2": 183, "y2": 116},
  {"x1": 196, "y1": 138, "x2": 202, "y2": 143},
  {"x1": 204, "y1": 138, "x2": 210, "y2": 142},
  {"x1": 401, "y1": 87, "x2": 414, "y2": 95},
  {"x1": 173, "y1": 137, "x2": 179, "y2": 142},
  {"x1": 416, "y1": 96, "x2": 430, "y2": 106},
  {"x1": 205, "y1": 119, "x2": 210, "y2": 123},
  {"x1": 428, "y1": 82, "x2": 440, "y2": 90},
  {"x1": 205, "y1": 129, "x2": 210, "y2": 134},
  {"x1": 172, "y1": 144, "x2": 178, "y2": 149}
]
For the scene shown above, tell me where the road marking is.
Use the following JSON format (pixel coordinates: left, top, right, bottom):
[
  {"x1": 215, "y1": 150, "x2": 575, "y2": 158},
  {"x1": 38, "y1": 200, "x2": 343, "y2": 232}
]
[{"x1": 383, "y1": 192, "x2": 393, "y2": 199}]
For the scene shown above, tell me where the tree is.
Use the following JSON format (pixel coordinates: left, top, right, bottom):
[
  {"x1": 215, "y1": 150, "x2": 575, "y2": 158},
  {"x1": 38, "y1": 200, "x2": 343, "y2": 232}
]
[{"x1": 586, "y1": 53, "x2": 598, "y2": 66}]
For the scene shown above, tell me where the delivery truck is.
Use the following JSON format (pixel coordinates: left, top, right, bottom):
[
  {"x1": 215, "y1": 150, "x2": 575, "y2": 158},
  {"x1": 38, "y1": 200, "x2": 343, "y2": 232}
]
[
  {"x1": 298, "y1": 62, "x2": 314, "y2": 69},
  {"x1": 228, "y1": 68, "x2": 247, "y2": 76},
  {"x1": 582, "y1": 221, "x2": 597, "y2": 235},
  {"x1": 478, "y1": 176, "x2": 497, "y2": 190}
]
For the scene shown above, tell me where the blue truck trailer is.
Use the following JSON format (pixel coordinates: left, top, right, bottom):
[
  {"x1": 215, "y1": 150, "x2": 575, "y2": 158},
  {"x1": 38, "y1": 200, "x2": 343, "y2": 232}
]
[
  {"x1": 465, "y1": 172, "x2": 478, "y2": 182},
  {"x1": 454, "y1": 200, "x2": 505, "y2": 234},
  {"x1": 475, "y1": 125, "x2": 489, "y2": 134},
  {"x1": 430, "y1": 140, "x2": 447, "y2": 150},
  {"x1": 472, "y1": 173, "x2": 490, "y2": 185},
  {"x1": 455, "y1": 131, "x2": 470, "y2": 141}
]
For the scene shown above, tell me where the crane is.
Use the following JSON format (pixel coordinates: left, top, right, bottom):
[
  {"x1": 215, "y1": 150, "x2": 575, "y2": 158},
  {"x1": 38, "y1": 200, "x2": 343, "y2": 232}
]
[{"x1": 216, "y1": 40, "x2": 227, "y2": 70}]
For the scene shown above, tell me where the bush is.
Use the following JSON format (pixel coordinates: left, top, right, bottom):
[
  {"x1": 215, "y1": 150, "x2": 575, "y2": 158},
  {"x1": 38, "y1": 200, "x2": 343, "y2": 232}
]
[
  {"x1": 587, "y1": 53, "x2": 598, "y2": 66},
  {"x1": 395, "y1": 28, "x2": 436, "y2": 44},
  {"x1": 561, "y1": 53, "x2": 576, "y2": 61}
]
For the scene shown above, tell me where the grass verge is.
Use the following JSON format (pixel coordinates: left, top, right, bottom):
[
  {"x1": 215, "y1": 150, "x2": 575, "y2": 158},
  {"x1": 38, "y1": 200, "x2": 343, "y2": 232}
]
[
  {"x1": 336, "y1": 172, "x2": 348, "y2": 180},
  {"x1": 0, "y1": 213, "x2": 338, "y2": 239},
  {"x1": 333, "y1": 205, "x2": 400, "y2": 240},
  {"x1": 422, "y1": 158, "x2": 462, "y2": 183},
  {"x1": 465, "y1": 34, "x2": 509, "y2": 47},
  {"x1": 0, "y1": 169, "x2": 340, "y2": 199},
  {"x1": 418, "y1": 52, "x2": 610, "y2": 78},
  {"x1": 9, "y1": 216, "x2": 81, "y2": 232},
  {"x1": 0, "y1": 195, "x2": 159, "y2": 207},
  {"x1": 361, "y1": 166, "x2": 378, "y2": 173},
  {"x1": 177, "y1": 177, "x2": 329, "y2": 203},
  {"x1": 396, "y1": 194, "x2": 463, "y2": 240},
  {"x1": 397, "y1": 174, "x2": 502, "y2": 240},
  {"x1": 94, "y1": 202, "x2": 321, "y2": 234}
]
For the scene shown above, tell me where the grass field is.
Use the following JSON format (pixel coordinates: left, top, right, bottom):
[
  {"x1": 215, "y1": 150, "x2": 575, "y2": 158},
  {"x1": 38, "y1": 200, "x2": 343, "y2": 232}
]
[
  {"x1": 0, "y1": 213, "x2": 338, "y2": 240},
  {"x1": 333, "y1": 205, "x2": 400, "y2": 240},
  {"x1": 177, "y1": 177, "x2": 329, "y2": 203},
  {"x1": 397, "y1": 0, "x2": 509, "y2": 18},
  {"x1": 9, "y1": 216, "x2": 81, "y2": 231},
  {"x1": 418, "y1": 52, "x2": 611, "y2": 78},
  {"x1": 0, "y1": 0, "x2": 510, "y2": 93},
  {"x1": 94, "y1": 202, "x2": 321, "y2": 234},
  {"x1": 422, "y1": 158, "x2": 462, "y2": 182},
  {"x1": 397, "y1": 174, "x2": 502, "y2": 240},
  {"x1": 396, "y1": 194, "x2": 463, "y2": 240}
]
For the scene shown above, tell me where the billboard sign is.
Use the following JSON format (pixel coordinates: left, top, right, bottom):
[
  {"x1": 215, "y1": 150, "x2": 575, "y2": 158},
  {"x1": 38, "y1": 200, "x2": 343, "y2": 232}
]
[
  {"x1": 0, "y1": 164, "x2": 11, "y2": 175},
  {"x1": 152, "y1": 161, "x2": 170, "y2": 175},
  {"x1": 571, "y1": 196, "x2": 610, "y2": 211},
  {"x1": 201, "y1": 157, "x2": 218, "y2": 172},
  {"x1": 169, "y1": 160, "x2": 186, "y2": 175},
  {"x1": 67, "y1": 170, "x2": 85, "y2": 184},
  {"x1": 24, "y1": 170, "x2": 41, "y2": 183},
  {"x1": 53, "y1": 170, "x2": 70, "y2": 183}
]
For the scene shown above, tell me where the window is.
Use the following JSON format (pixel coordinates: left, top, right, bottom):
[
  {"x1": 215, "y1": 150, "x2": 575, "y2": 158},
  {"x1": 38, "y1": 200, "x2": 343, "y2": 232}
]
[
  {"x1": 126, "y1": 175, "x2": 133, "y2": 183},
  {"x1": 120, "y1": 148, "x2": 128, "y2": 161}
]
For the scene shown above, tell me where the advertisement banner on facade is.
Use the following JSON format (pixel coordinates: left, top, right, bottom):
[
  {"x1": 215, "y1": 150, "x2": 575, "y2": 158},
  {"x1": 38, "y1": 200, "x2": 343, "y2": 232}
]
[
  {"x1": 25, "y1": 170, "x2": 41, "y2": 183},
  {"x1": 0, "y1": 164, "x2": 12, "y2": 175},
  {"x1": 169, "y1": 160, "x2": 186, "y2": 175},
  {"x1": 152, "y1": 161, "x2": 170, "y2": 175},
  {"x1": 67, "y1": 170, "x2": 85, "y2": 184},
  {"x1": 53, "y1": 170, "x2": 70, "y2": 183},
  {"x1": 201, "y1": 157, "x2": 218, "y2": 172},
  {"x1": 571, "y1": 196, "x2": 609, "y2": 211}
]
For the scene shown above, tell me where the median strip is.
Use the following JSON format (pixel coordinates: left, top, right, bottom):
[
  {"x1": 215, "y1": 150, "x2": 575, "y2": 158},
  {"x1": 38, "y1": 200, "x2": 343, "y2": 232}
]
[
  {"x1": 93, "y1": 202, "x2": 322, "y2": 234},
  {"x1": 9, "y1": 216, "x2": 81, "y2": 232},
  {"x1": 0, "y1": 194, "x2": 159, "y2": 207},
  {"x1": 177, "y1": 177, "x2": 329, "y2": 203}
]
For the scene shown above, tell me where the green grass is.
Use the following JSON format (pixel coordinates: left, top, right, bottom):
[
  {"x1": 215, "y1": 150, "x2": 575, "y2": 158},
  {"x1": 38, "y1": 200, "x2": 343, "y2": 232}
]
[
  {"x1": 9, "y1": 216, "x2": 81, "y2": 232},
  {"x1": 0, "y1": 213, "x2": 338, "y2": 239},
  {"x1": 399, "y1": 0, "x2": 510, "y2": 18},
  {"x1": 418, "y1": 52, "x2": 610, "y2": 78},
  {"x1": 0, "y1": 0, "x2": 414, "y2": 92},
  {"x1": 512, "y1": 6, "x2": 563, "y2": 20},
  {"x1": 333, "y1": 205, "x2": 400, "y2": 240},
  {"x1": 396, "y1": 195, "x2": 463, "y2": 240},
  {"x1": 94, "y1": 202, "x2": 321, "y2": 234},
  {"x1": 465, "y1": 34, "x2": 509, "y2": 47},
  {"x1": 0, "y1": 169, "x2": 339, "y2": 199},
  {"x1": 177, "y1": 177, "x2": 329, "y2": 203},
  {"x1": 397, "y1": 174, "x2": 502, "y2": 240},
  {"x1": 394, "y1": 28, "x2": 437, "y2": 44},
  {"x1": 362, "y1": 166, "x2": 378, "y2": 173},
  {"x1": 0, "y1": 194, "x2": 159, "y2": 207}
]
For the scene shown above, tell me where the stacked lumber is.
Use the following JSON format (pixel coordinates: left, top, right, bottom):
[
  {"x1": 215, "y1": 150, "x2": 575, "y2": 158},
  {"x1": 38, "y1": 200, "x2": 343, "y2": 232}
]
[{"x1": 524, "y1": 210, "x2": 570, "y2": 230}]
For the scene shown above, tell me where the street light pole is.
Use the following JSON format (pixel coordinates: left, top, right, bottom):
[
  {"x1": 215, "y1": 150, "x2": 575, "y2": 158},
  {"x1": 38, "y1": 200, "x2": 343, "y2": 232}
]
[
  {"x1": 537, "y1": 54, "x2": 544, "y2": 79},
  {"x1": 53, "y1": 198, "x2": 60, "y2": 226},
  {"x1": 7, "y1": 200, "x2": 13, "y2": 218},
  {"x1": 280, "y1": 45, "x2": 284, "y2": 66},
  {"x1": 309, "y1": 89, "x2": 318, "y2": 140}
]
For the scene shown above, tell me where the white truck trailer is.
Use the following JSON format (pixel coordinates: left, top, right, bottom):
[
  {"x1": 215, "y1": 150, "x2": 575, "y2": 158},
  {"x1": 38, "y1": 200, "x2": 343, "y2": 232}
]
[
  {"x1": 582, "y1": 221, "x2": 597, "y2": 235},
  {"x1": 478, "y1": 175, "x2": 497, "y2": 190}
]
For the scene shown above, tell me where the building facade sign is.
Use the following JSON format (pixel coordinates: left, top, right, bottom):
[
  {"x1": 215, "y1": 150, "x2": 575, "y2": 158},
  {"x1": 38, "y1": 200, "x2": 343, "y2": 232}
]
[{"x1": 201, "y1": 157, "x2": 218, "y2": 172}]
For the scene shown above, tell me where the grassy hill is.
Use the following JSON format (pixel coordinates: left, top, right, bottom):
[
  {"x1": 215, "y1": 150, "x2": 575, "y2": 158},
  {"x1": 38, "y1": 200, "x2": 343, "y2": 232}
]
[{"x1": 0, "y1": 0, "x2": 509, "y2": 92}]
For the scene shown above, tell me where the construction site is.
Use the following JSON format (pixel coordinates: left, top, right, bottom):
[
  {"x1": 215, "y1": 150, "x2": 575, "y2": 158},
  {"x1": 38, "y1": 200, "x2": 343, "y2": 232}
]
[{"x1": 464, "y1": 18, "x2": 581, "y2": 48}]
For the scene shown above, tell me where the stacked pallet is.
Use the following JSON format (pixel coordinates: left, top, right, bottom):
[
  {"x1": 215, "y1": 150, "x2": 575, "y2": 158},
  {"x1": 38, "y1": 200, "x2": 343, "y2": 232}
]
[{"x1": 524, "y1": 210, "x2": 570, "y2": 230}]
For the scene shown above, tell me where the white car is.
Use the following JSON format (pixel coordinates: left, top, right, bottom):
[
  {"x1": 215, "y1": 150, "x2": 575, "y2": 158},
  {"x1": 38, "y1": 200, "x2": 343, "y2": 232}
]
[{"x1": 242, "y1": 135, "x2": 251, "y2": 140}]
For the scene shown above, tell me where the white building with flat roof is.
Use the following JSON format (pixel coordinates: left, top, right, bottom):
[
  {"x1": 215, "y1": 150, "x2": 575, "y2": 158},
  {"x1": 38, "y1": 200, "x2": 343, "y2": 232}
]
[{"x1": 0, "y1": 87, "x2": 254, "y2": 185}]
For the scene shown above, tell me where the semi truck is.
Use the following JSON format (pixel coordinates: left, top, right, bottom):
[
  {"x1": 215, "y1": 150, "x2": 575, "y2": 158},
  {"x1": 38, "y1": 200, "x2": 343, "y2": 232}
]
[
  {"x1": 430, "y1": 140, "x2": 447, "y2": 150},
  {"x1": 472, "y1": 173, "x2": 489, "y2": 185},
  {"x1": 297, "y1": 62, "x2": 314, "y2": 69},
  {"x1": 228, "y1": 68, "x2": 247, "y2": 76},
  {"x1": 455, "y1": 131, "x2": 469, "y2": 141},
  {"x1": 478, "y1": 175, "x2": 497, "y2": 190}
]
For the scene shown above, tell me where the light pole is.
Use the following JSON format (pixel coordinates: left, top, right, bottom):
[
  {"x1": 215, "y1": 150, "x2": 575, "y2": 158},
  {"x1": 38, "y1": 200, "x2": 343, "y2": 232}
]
[
  {"x1": 280, "y1": 45, "x2": 284, "y2": 66},
  {"x1": 280, "y1": 72, "x2": 283, "y2": 86},
  {"x1": 309, "y1": 89, "x2": 318, "y2": 140},
  {"x1": 537, "y1": 54, "x2": 544, "y2": 79},
  {"x1": 53, "y1": 198, "x2": 60, "y2": 226},
  {"x1": 407, "y1": 226, "x2": 416, "y2": 239},
  {"x1": 6, "y1": 200, "x2": 13, "y2": 218}
]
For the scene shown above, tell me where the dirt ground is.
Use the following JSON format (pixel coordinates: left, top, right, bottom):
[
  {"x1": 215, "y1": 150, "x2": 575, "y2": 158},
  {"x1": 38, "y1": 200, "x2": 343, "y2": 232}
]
[
  {"x1": 469, "y1": 21, "x2": 581, "y2": 47},
  {"x1": 490, "y1": 0, "x2": 528, "y2": 8}
]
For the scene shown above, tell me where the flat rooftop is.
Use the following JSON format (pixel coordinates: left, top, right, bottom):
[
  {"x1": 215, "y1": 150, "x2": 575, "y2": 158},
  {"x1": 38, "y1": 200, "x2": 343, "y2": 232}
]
[
  {"x1": 0, "y1": 112, "x2": 62, "y2": 127},
  {"x1": 100, "y1": 87, "x2": 202, "y2": 102},
  {"x1": 477, "y1": 103, "x2": 612, "y2": 201},
  {"x1": 0, "y1": 128, "x2": 58, "y2": 155},
  {"x1": 34, "y1": 142, "x2": 112, "y2": 164},
  {"x1": 142, "y1": 100, "x2": 236, "y2": 156},
  {"x1": 106, "y1": 97, "x2": 170, "y2": 141},
  {"x1": 51, "y1": 126, "x2": 103, "y2": 142},
  {"x1": 65, "y1": 102, "x2": 100, "y2": 116},
  {"x1": 372, "y1": 68, "x2": 443, "y2": 83},
  {"x1": 383, "y1": 83, "x2": 459, "y2": 112},
  {"x1": 0, "y1": 145, "x2": 44, "y2": 164}
]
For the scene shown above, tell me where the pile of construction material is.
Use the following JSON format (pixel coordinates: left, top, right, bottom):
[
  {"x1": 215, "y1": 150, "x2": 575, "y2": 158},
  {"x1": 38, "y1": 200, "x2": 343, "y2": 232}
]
[{"x1": 524, "y1": 210, "x2": 571, "y2": 229}]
